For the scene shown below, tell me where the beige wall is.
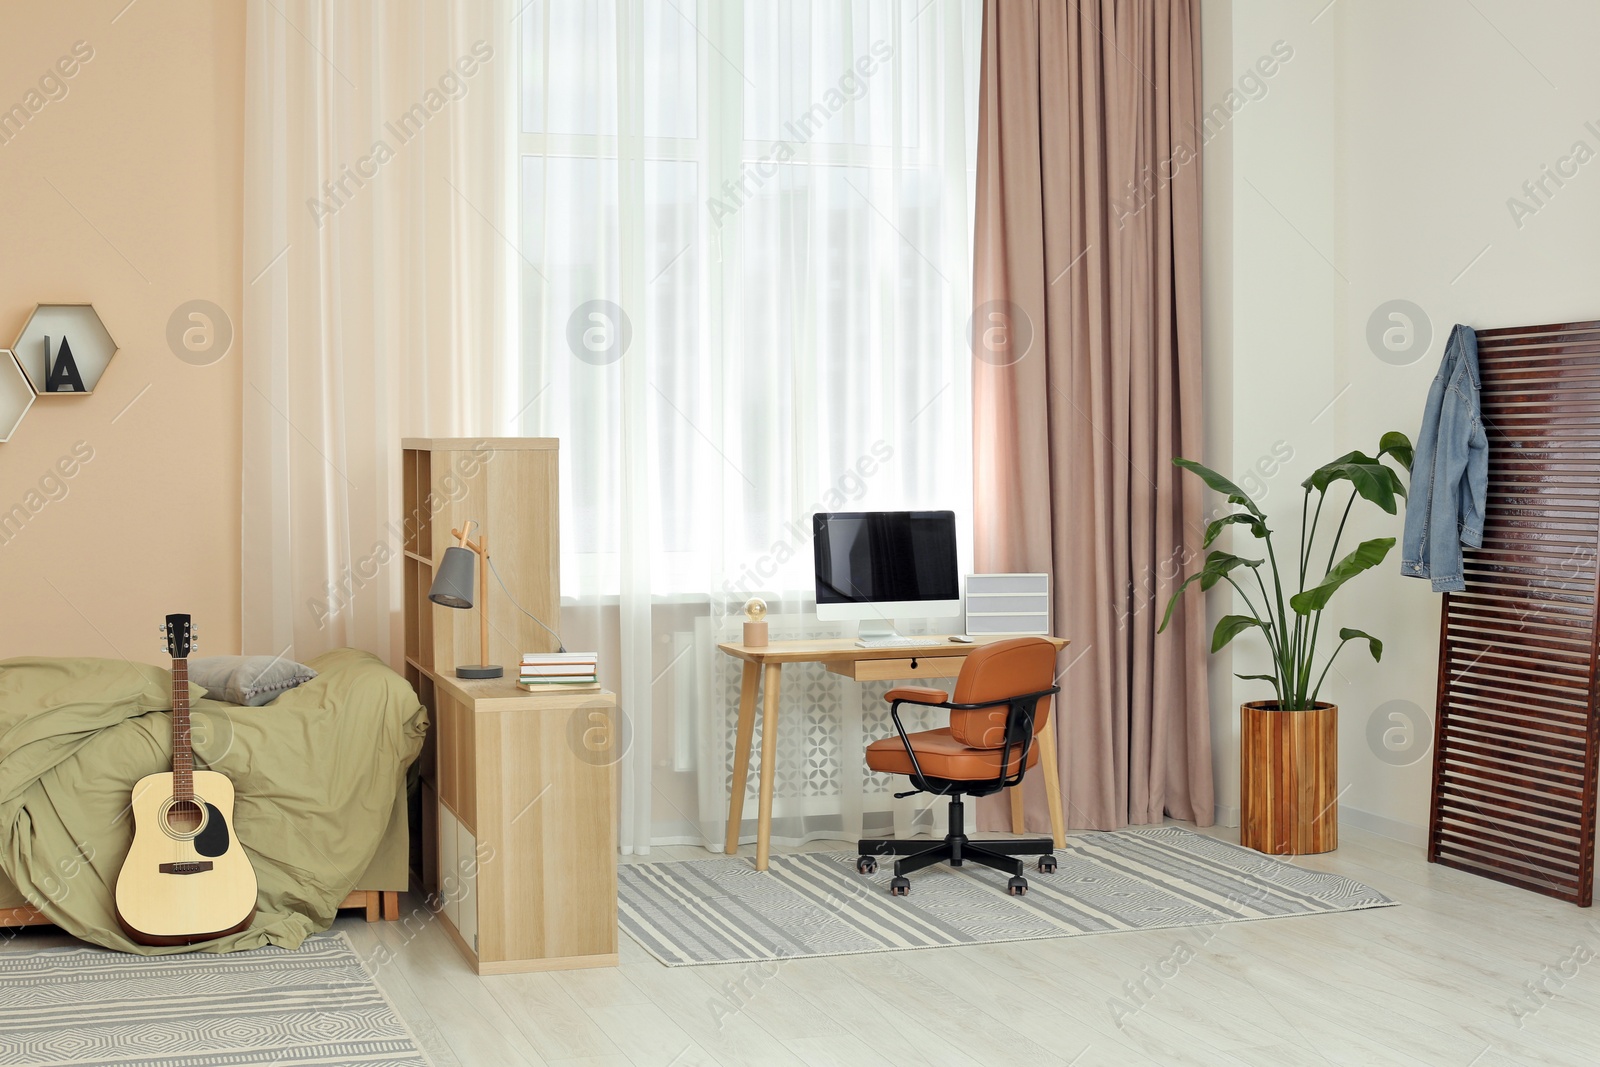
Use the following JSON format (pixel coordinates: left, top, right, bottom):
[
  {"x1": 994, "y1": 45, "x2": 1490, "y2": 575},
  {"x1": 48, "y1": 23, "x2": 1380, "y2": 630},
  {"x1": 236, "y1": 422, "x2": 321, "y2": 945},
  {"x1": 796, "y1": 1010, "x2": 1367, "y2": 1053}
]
[{"x1": 0, "y1": 3, "x2": 244, "y2": 663}]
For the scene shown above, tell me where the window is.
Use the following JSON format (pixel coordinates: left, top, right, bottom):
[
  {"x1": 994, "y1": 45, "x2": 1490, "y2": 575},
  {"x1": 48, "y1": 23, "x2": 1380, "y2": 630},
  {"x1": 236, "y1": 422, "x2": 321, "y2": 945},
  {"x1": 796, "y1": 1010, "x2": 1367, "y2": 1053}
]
[{"x1": 516, "y1": 0, "x2": 981, "y2": 600}]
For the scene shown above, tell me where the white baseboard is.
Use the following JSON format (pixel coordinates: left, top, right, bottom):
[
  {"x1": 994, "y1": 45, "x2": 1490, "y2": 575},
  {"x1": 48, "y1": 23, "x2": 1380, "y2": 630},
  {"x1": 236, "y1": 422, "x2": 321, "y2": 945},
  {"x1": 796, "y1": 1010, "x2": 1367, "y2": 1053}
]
[
  {"x1": 1212, "y1": 803, "x2": 1425, "y2": 847},
  {"x1": 1338, "y1": 805, "x2": 1428, "y2": 847}
]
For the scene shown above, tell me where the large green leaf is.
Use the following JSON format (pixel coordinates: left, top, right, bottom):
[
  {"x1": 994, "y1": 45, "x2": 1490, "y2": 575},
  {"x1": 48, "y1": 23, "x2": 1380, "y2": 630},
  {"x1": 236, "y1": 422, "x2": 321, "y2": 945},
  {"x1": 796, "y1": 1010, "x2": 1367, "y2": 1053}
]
[
  {"x1": 1302, "y1": 455, "x2": 1407, "y2": 513},
  {"x1": 1289, "y1": 537, "x2": 1396, "y2": 614},
  {"x1": 1198, "y1": 549, "x2": 1264, "y2": 591},
  {"x1": 1204, "y1": 512, "x2": 1267, "y2": 548},
  {"x1": 1158, "y1": 573, "x2": 1204, "y2": 633},
  {"x1": 1234, "y1": 672, "x2": 1283, "y2": 699},
  {"x1": 1157, "y1": 549, "x2": 1264, "y2": 632},
  {"x1": 1339, "y1": 627, "x2": 1384, "y2": 663},
  {"x1": 1173, "y1": 458, "x2": 1265, "y2": 518},
  {"x1": 1212, "y1": 614, "x2": 1268, "y2": 653},
  {"x1": 1378, "y1": 431, "x2": 1414, "y2": 473}
]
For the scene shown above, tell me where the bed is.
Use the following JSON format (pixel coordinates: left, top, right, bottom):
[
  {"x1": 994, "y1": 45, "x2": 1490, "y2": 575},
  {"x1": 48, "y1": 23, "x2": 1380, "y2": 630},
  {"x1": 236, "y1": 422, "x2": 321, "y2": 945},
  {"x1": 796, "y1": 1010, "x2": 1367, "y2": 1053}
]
[
  {"x1": 0, "y1": 807, "x2": 409, "y2": 924},
  {"x1": 0, "y1": 648, "x2": 427, "y2": 954}
]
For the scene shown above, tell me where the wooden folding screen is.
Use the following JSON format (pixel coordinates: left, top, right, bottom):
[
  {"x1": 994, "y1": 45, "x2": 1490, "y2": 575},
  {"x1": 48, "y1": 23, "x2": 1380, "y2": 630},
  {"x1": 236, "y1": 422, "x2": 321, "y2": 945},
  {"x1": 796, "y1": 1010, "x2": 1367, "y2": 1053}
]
[{"x1": 1429, "y1": 318, "x2": 1600, "y2": 906}]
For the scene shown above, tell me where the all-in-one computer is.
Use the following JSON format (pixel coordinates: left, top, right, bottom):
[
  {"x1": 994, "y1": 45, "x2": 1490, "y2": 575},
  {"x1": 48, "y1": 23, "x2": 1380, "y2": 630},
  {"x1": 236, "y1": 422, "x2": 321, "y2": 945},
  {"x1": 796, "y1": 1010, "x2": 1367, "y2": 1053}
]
[{"x1": 812, "y1": 510, "x2": 961, "y2": 648}]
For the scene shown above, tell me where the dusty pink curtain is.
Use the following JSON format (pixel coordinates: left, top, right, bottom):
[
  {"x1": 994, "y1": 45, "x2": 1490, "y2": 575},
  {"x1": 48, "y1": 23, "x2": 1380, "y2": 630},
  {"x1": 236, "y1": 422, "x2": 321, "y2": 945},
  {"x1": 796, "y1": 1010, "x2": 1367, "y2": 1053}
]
[{"x1": 973, "y1": 0, "x2": 1213, "y2": 830}]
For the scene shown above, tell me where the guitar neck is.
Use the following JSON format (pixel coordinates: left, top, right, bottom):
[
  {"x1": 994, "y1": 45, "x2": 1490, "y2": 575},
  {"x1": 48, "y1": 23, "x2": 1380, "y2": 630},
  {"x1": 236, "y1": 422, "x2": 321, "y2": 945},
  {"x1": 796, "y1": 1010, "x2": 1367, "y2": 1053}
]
[{"x1": 171, "y1": 656, "x2": 193, "y2": 800}]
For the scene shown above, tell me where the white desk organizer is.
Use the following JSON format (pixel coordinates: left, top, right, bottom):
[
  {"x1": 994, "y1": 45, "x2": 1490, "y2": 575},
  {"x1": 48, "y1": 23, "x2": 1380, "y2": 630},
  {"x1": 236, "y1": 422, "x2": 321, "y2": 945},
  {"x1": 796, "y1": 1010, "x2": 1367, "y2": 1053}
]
[{"x1": 964, "y1": 573, "x2": 1050, "y2": 636}]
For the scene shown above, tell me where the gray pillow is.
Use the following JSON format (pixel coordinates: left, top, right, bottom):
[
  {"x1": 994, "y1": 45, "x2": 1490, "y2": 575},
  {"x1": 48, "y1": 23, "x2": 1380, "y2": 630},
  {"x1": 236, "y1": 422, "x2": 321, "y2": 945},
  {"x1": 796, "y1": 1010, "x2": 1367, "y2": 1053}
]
[{"x1": 189, "y1": 655, "x2": 317, "y2": 707}]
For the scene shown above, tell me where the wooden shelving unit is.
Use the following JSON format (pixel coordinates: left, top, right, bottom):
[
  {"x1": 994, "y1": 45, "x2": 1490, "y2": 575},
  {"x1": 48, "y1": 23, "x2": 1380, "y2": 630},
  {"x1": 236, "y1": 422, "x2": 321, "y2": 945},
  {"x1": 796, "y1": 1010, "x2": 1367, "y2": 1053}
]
[
  {"x1": 401, "y1": 438, "x2": 618, "y2": 974},
  {"x1": 401, "y1": 438, "x2": 562, "y2": 681}
]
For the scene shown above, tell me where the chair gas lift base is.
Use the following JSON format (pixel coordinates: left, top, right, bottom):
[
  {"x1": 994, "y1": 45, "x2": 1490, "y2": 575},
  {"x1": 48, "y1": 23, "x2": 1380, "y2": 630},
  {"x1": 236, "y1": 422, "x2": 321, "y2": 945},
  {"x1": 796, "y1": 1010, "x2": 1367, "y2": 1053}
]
[
  {"x1": 855, "y1": 638, "x2": 1062, "y2": 897},
  {"x1": 857, "y1": 794, "x2": 1058, "y2": 896}
]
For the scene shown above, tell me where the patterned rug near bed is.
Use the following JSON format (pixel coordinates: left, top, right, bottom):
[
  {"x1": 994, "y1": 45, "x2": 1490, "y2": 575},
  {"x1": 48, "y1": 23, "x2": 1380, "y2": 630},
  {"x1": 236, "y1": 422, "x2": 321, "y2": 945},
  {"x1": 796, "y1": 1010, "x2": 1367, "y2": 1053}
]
[
  {"x1": 0, "y1": 932, "x2": 429, "y2": 1067},
  {"x1": 620, "y1": 826, "x2": 1395, "y2": 966}
]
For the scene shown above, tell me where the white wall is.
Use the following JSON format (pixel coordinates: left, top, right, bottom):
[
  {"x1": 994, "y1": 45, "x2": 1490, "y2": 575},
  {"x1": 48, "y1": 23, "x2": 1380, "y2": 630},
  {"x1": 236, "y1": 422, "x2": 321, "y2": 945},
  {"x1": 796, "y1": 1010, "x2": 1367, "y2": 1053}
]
[
  {"x1": 1199, "y1": 0, "x2": 1237, "y2": 821},
  {"x1": 1203, "y1": 0, "x2": 1600, "y2": 843}
]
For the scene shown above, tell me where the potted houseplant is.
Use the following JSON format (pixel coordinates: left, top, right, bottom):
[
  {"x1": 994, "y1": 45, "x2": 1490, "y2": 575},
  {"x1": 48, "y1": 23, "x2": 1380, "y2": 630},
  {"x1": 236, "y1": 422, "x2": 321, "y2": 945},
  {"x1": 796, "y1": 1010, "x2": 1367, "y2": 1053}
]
[{"x1": 1160, "y1": 432, "x2": 1413, "y2": 855}]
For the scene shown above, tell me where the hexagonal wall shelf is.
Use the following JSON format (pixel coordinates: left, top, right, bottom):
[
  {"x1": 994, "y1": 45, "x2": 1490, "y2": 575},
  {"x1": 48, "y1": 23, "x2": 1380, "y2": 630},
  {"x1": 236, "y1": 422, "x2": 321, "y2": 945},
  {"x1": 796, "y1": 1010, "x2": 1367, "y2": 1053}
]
[
  {"x1": 13, "y1": 303, "x2": 118, "y2": 396},
  {"x1": 0, "y1": 349, "x2": 35, "y2": 443}
]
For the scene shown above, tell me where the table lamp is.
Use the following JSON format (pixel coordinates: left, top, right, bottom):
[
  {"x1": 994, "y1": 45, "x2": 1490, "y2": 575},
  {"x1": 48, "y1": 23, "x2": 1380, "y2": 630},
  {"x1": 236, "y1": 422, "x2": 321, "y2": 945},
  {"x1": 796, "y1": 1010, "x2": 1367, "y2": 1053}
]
[
  {"x1": 743, "y1": 597, "x2": 768, "y2": 647},
  {"x1": 428, "y1": 520, "x2": 503, "y2": 679}
]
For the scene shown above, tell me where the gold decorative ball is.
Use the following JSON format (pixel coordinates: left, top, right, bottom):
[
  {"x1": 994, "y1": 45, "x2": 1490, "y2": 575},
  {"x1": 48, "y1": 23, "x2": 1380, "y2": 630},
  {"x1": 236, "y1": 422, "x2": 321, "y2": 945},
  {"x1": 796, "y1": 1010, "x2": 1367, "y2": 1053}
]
[{"x1": 744, "y1": 597, "x2": 768, "y2": 622}]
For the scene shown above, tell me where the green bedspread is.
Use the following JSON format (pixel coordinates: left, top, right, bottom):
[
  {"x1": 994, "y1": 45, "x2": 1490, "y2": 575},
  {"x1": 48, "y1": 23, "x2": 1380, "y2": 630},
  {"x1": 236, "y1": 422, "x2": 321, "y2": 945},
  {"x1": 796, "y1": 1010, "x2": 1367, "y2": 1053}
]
[{"x1": 0, "y1": 648, "x2": 427, "y2": 954}]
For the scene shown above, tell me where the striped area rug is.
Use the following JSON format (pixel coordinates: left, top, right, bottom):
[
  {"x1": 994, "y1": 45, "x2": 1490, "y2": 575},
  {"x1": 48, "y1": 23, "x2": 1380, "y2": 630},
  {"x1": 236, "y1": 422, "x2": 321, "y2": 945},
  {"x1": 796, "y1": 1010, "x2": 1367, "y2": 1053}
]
[
  {"x1": 620, "y1": 826, "x2": 1394, "y2": 966},
  {"x1": 0, "y1": 933, "x2": 429, "y2": 1067}
]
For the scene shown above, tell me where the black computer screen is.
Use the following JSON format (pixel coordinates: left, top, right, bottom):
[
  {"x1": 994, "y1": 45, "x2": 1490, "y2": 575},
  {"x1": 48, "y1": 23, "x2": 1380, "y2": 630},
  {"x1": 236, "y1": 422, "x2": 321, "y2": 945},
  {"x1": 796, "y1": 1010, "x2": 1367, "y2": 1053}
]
[{"x1": 813, "y1": 511, "x2": 959, "y2": 604}]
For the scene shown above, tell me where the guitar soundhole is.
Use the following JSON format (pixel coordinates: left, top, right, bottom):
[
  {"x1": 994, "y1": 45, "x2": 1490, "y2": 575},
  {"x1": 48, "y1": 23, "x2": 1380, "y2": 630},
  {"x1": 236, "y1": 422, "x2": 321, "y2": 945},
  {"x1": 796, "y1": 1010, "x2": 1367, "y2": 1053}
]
[{"x1": 165, "y1": 800, "x2": 204, "y2": 835}]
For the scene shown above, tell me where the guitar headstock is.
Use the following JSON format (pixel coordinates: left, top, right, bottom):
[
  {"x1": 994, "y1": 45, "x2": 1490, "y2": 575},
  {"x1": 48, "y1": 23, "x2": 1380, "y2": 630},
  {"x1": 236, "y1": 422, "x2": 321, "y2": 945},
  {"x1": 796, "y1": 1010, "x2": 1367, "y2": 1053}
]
[{"x1": 162, "y1": 614, "x2": 198, "y2": 659}]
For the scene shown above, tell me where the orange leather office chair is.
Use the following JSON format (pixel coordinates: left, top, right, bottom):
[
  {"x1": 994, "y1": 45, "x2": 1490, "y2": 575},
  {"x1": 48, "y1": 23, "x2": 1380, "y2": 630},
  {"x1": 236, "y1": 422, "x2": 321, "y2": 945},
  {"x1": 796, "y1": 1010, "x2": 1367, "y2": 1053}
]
[{"x1": 856, "y1": 636, "x2": 1060, "y2": 896}]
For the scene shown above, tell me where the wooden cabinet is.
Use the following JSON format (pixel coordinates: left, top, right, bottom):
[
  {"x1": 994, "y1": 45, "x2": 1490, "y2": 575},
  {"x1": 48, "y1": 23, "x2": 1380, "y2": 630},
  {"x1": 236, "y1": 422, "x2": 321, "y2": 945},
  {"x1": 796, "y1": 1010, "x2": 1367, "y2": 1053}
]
[
  {"x1": 401, "y1": 438, "x2": 618, "y2": 974},
  {"x1": 428, "y1": 674, "x2": 618, "y2": 974}
]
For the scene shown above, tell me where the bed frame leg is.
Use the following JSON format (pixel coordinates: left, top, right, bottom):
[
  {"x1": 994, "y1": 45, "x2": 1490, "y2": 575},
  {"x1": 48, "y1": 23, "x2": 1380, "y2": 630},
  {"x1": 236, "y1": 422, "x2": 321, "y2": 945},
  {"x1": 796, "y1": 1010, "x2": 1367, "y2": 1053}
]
[{"x1": 339, "y1": 889, "x2": 402, "y2": 922}]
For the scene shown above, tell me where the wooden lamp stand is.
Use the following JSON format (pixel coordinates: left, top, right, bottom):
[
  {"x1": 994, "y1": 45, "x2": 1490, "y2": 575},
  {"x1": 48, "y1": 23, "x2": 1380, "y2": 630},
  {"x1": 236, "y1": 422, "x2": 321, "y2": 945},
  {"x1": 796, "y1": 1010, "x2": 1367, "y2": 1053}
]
[{"x1": 450, "y1": 522, "x2": 501, "y2": 680}]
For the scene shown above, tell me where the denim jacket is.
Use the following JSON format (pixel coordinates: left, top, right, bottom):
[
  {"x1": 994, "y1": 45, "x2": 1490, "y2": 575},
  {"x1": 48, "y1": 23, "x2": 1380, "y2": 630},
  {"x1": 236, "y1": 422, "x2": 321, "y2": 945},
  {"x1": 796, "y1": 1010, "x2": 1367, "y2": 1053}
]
[{"x1": 1400, "y1": 324, "x2": 1488, "y2": 592}]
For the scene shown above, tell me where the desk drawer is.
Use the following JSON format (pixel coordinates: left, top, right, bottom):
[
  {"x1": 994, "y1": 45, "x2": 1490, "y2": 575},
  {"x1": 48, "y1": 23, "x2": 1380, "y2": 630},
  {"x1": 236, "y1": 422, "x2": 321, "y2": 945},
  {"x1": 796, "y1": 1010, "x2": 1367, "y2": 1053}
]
[{"x1": 825, "y1": 656, "x2": 964, "y2": 682}]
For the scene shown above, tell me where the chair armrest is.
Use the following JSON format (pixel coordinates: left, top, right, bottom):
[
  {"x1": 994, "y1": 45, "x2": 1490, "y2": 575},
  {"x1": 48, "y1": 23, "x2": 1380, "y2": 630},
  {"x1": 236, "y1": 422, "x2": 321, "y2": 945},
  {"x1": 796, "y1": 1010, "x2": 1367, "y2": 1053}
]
[{"x1": 885, "y1": 686, "x2": 949, "y2": 706}]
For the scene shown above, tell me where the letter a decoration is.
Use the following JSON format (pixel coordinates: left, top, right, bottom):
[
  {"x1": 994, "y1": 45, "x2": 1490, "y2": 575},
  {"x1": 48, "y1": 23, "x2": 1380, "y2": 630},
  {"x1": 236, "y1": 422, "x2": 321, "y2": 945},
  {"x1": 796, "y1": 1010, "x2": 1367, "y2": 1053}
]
[{"x1": 45, "y1": 335, "x2": 88, "y2": 393}]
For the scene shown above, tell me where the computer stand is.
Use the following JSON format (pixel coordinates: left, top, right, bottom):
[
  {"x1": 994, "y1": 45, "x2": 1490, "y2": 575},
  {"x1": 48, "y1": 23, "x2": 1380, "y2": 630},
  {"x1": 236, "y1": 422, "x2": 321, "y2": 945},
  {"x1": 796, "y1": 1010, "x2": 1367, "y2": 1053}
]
[
  {"x1": 856, "y1": 620, "x2": 902, "y2": 644},
  {"x1": 855, "y1": 621, "x2": 939, "y2": 648}
]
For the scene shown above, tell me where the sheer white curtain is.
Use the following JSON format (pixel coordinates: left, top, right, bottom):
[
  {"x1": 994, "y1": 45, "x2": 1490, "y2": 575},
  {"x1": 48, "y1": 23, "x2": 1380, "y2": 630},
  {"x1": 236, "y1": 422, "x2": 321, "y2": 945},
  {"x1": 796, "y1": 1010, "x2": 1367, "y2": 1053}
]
[
  {"x1": 514, "y1": 0, "x2": 983, "y2": 853},
  {"x1": 242, "y1": 0, "x2": 519, "y2": 659}
]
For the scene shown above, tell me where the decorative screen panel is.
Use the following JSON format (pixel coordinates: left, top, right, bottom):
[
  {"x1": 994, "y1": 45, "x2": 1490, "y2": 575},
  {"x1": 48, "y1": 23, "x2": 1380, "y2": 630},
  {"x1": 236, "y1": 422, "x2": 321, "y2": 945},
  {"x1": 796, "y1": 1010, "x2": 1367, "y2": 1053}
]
[{"x1": 1429, "y1": 318, "x2": 1600, "y2": 906}]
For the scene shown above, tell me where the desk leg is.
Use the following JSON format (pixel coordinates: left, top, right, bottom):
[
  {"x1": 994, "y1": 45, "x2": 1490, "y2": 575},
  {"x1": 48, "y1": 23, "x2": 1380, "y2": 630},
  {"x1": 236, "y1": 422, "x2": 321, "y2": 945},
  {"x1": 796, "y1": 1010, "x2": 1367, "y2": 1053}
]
[
  {"x1": 1009, "y1": 786, "x2": 1026, "y2": 834},
  {"x1": 1039, "y1": 715, "x2": 1066, "y2": 848},
  {"x1": 755, "y1": 663, "x2": 783, "y2": 871},
  {"x1": 725, "y1": 662, "x2": 761, "y2": 856}
]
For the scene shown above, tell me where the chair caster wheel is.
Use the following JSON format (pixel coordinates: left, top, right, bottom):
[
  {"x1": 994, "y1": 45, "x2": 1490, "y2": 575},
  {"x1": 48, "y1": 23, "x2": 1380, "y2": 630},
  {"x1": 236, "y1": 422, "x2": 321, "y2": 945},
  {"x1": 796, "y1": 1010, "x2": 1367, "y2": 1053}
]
[
  {"x1": 1008, "y1": 876, "x2": 1029, "y2": 896},
  {"x1": 890, "y1": 877, "x2": 910, "y2": 896},
  {"x1": 1038, "y1": 854, "x2": 1058, "y2": 873},
  {"x1": 856, "y1": 856, "x2": 877, "y2": 875}
]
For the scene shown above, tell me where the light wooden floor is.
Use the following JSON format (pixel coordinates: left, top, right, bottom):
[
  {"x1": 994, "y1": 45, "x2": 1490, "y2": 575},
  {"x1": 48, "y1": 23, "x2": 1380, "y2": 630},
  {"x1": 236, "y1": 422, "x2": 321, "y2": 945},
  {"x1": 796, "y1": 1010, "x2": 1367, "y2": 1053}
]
[{"x1": 5, "y1": 823, "x2": 1599, "y2": 1067}]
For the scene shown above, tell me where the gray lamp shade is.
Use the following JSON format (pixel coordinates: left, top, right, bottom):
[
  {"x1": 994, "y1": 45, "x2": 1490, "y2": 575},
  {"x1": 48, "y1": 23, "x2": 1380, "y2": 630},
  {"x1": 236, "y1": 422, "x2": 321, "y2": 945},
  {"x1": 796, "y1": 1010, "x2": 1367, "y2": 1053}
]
[{"x1": 428, "y1": 546, "x2": 476, "y2": 608}]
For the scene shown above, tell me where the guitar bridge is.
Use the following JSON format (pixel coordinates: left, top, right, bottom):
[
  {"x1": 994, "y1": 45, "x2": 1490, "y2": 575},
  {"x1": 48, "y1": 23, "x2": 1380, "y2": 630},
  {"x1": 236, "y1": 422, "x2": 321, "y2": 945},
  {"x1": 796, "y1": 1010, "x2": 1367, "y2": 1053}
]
[{"x1": 158, "y1": 861, "x2": 214, "y2": 875}]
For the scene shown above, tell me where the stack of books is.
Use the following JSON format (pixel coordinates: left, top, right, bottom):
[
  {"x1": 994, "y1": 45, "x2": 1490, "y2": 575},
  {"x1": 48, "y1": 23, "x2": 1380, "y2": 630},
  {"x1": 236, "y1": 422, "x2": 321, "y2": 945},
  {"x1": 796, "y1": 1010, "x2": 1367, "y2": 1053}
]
[{"x1": 518, "y1": 652, "x2": 600, "y2": 693}]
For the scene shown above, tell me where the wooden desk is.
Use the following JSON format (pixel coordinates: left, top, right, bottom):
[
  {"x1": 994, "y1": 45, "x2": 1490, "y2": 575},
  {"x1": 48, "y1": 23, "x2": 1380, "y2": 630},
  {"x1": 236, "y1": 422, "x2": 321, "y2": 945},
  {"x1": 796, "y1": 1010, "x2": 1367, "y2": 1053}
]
[
  {"x1": 425, "y1": 672, "x2": 620, "y2": 973},
  {"x1": 717, "y1": 636, "x2": 1069, "y2": 870}
]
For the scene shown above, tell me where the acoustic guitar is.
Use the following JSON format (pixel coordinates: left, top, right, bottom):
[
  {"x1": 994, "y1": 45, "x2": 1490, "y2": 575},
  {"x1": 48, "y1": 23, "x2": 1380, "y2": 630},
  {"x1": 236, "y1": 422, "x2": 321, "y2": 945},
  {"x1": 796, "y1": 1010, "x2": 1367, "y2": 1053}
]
[{"x1": 115, "y1": 614, "x2": 258, "y2": 945}]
